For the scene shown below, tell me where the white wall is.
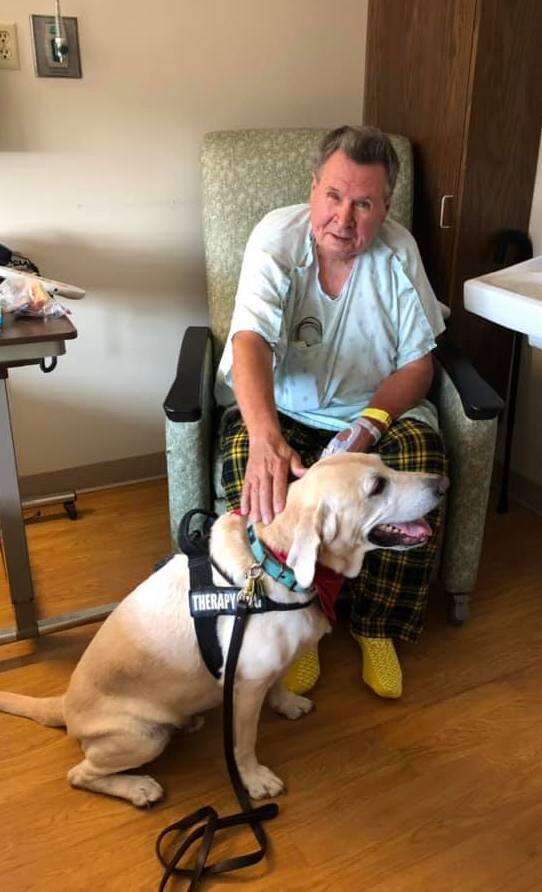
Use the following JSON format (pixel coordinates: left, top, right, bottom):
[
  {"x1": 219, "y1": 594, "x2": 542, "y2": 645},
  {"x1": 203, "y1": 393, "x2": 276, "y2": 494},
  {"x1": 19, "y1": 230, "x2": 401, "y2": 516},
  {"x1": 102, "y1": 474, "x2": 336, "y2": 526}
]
[
  {"x1": 3, "y1": 1, "x2": 368, "y2": 476},
  {"x1": 4, "y1": 2, "x2": 540, "y2": 494}
]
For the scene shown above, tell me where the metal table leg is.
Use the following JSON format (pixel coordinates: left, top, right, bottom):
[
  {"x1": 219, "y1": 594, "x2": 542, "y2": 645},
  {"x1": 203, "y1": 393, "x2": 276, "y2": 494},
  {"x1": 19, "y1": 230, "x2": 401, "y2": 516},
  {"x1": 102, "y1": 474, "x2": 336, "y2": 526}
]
[
  {"x1": 0, "y1": 372, "x2": 38, "y2": 638},
  {"x1": 497, "y1": 330, "x2": 523, "y2": 514}
]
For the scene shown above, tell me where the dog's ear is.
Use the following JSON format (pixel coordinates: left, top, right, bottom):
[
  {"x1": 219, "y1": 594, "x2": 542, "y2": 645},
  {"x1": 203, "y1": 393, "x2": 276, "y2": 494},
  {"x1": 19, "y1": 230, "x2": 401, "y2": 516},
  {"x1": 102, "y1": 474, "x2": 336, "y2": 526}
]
[
  {"x1": 286, "y1": 504, "x2": 323, "y2": 589},
  {"x1": 320, "y1": 504, "x2": 339, "y2": 544}
]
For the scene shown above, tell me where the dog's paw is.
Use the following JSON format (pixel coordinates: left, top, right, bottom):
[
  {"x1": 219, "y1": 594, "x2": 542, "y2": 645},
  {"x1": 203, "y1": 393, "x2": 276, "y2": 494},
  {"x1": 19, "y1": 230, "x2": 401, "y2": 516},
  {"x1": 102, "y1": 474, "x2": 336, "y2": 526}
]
[
  {"x1": 269, "y1": 688, "x2": 314, "y2": 720},
  {"x1": 130, "y1": 776, "x2": 164, "y2": 808},
  {"x1": 241, "y1": 764, "x2": 285, "y2": 800}
]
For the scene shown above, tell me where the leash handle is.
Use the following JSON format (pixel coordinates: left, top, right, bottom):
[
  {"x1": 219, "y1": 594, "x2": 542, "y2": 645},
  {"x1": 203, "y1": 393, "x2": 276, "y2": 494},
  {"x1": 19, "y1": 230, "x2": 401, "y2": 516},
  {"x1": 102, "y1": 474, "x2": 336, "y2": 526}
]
[{"x1": 177, "y1": 509, "x2": 218, "y2": 556}]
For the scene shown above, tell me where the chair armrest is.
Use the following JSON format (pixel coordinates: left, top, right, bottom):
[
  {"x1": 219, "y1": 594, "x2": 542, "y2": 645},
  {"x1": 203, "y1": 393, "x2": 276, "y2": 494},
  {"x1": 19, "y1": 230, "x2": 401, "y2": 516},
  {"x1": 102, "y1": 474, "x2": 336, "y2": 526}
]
[
  {"x1": 433, "y1": 336, "x2": 504, "y2": 421},
  {"x1": 164, "y1": 326, "x2": 213, "y2": 422}
]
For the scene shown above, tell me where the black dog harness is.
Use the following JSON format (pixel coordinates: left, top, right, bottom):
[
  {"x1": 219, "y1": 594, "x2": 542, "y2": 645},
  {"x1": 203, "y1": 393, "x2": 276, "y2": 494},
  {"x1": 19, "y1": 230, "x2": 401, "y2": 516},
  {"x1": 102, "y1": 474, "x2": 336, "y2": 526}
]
[
  {"x1": 155, "y1": 509, "x2": 317, "y2": 890},
  {"x1": 181, "y1": 510, "x2": 316, "y2": 680}
]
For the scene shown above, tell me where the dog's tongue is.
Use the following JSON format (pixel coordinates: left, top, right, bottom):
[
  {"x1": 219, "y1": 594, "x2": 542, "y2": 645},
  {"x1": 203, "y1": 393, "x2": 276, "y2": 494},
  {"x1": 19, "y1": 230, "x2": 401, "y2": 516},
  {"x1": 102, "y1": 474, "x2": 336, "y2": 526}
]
[{"x1": 398, "y1": 518, "x2": 432, "y2": 538}]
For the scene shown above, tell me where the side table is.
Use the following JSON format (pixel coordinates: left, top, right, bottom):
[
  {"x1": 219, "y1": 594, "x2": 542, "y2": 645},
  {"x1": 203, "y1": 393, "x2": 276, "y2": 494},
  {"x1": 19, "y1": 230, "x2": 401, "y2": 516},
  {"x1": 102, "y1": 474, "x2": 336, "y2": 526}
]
[{"x1": 0, "y1": 313, "x2": 114, "y2": 644}]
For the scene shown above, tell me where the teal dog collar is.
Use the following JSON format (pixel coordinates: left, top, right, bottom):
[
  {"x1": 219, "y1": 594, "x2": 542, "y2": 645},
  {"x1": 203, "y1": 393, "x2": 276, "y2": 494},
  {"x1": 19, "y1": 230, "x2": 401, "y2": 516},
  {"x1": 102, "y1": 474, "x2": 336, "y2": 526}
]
[{"x1": 247, "y1": 523, "x2": 308, "y2": 593}]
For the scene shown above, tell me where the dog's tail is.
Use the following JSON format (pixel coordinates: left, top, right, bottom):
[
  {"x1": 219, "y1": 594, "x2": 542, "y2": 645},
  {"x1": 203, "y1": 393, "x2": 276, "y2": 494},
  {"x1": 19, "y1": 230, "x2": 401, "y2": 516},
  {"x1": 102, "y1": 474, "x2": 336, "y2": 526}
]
[{"x1": 0, "y1": 691, "x2": 65, "y2": 727}]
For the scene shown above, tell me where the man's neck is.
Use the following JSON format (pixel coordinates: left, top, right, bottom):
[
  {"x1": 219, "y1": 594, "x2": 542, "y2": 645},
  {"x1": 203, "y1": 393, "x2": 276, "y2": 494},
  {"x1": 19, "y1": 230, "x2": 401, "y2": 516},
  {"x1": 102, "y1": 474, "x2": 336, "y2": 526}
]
[{"x1": 316, "y1": 250, "x2": 355, "y2": 298}]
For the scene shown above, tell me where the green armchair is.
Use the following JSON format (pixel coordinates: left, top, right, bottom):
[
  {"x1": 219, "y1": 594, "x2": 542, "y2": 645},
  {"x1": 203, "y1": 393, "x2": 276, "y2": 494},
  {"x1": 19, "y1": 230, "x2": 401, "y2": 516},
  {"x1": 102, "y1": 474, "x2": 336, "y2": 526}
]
[{"x1": 164, "y1": 129, "x2": 503, "y2": 624}]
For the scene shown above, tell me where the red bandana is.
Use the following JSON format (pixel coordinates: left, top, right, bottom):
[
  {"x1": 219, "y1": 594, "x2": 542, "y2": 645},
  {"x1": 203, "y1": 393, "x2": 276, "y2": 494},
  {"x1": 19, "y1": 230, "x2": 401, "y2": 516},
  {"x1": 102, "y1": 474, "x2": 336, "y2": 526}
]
[{"x1": 232, "y1": 510, "x2": 344, "y2": 623}]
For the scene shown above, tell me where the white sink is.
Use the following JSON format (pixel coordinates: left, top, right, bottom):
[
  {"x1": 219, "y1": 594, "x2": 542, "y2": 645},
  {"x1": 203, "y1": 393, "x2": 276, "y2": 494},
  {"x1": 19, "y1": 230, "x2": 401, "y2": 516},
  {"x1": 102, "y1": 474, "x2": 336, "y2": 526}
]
[{"x1": 464, "y1": 255, "x2": 542, "y2": 349}]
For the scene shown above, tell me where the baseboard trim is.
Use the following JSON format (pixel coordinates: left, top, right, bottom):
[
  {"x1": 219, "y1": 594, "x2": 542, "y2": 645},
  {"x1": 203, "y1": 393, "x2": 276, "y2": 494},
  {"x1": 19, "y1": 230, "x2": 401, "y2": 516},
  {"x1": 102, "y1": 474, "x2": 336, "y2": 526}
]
[
  {"x1": 493, "y1": 462, "x2": 542, "y2": 516},
  {"x1": 20, "y1": 453, "x2": 167, "y2": 499},
  {"x1": 20, "y1": 454, "x2": 541, "y2": 515},
  {"x1": 506, "y1": 470, "x2": 542, "y2": 516}
]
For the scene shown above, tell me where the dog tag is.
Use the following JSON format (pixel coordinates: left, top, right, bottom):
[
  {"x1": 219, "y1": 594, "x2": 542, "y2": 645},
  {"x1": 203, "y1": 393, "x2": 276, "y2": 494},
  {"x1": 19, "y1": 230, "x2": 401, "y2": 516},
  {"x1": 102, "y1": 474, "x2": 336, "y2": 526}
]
[{"x1": 240, "y1": 565, "x2": 264, "y2": 606}]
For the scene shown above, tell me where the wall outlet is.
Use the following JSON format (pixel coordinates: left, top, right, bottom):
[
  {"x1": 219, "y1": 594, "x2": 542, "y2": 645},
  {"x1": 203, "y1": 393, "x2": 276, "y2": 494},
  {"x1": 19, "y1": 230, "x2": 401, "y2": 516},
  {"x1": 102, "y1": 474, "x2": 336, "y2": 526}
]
[{"x1": 0, "y1": 23, "x2": 20, "y2": 70}]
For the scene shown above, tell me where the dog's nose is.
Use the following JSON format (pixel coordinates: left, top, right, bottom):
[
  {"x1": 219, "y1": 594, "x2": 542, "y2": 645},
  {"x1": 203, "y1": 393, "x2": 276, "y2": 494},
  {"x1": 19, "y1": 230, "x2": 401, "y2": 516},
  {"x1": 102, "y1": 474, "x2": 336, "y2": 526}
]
[{"x1": 434, "y1": 475, "x2": 450, "y2": 496}]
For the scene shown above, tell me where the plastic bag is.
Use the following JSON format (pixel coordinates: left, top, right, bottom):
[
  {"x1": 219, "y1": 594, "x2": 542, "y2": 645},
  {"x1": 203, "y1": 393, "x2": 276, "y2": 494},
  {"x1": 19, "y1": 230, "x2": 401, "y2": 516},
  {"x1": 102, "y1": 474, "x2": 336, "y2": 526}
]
[
  {"x1": 0, "y1": 274, "x2": 69, "y2": 318},
  {"x1": 320, "y1": 417, "x2": 381, "y2": 458}
]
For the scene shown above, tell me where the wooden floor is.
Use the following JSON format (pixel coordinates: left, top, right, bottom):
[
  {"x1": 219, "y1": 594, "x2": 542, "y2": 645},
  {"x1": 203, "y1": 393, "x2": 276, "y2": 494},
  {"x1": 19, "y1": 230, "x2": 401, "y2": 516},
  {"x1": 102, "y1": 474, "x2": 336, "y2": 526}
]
[{"x1": 1, "y1": 480, "x2": 542, "y2": 891}]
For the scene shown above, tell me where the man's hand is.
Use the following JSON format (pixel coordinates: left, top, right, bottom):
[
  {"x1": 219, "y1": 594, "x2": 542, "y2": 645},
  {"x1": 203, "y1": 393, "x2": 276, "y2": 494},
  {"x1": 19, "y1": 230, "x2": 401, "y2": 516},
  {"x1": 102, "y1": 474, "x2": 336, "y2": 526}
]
[
  {"x1": 232, "y1": 331, "x2": 305, "y2": 523},
  {"x1": 241, "y1": 432, "x2": 306, "y2": 525}
]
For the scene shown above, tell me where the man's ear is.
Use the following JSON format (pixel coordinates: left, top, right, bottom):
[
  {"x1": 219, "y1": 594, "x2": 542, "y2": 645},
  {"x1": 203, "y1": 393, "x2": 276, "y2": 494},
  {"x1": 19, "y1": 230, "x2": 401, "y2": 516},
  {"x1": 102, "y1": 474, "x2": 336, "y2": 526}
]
[{"x1": 286, "y1": 504, "x2": 323, "y2": 590}]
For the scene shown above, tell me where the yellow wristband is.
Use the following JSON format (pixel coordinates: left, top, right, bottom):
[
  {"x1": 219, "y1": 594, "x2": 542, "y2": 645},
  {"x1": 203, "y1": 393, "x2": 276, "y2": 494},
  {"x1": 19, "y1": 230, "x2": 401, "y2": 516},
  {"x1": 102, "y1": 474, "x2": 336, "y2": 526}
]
[{"x1": 361, "y1": 407, "x2": 392, "y2": 429}]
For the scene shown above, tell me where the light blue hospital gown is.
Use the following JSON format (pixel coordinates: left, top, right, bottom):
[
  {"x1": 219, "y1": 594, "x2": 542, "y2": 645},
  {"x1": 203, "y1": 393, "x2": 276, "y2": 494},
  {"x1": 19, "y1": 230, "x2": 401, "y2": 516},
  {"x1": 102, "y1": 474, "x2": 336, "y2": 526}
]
[{"x1": 215, "y1": 204, "x2": 445, "y2": 432}]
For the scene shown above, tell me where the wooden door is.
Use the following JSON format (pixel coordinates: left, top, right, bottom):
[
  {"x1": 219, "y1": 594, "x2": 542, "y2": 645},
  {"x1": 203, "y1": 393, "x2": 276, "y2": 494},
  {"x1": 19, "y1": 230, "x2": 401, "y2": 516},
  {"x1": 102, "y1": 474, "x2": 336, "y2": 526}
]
[
  {"x1": 447, "y1": 0, "x2": 542, "y2": 395},
  {"x1": 364, "y1": 0, "x2": 477, "y2": 302}
]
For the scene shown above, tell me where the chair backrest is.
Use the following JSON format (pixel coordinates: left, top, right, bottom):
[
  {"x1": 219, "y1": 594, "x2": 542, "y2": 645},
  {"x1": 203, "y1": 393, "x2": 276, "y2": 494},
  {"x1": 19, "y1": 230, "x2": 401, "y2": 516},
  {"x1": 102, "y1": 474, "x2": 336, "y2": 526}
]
[{"x1": 201, "y1": 128, "x2": 413, "y2": 357}]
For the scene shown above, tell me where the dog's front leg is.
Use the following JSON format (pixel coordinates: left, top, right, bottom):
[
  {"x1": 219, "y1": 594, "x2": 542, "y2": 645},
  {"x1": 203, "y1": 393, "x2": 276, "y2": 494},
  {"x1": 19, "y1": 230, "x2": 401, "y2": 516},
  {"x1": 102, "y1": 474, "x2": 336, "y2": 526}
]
[{"x1": 234, "y1": 679, "x2": 285, "y2": 800}]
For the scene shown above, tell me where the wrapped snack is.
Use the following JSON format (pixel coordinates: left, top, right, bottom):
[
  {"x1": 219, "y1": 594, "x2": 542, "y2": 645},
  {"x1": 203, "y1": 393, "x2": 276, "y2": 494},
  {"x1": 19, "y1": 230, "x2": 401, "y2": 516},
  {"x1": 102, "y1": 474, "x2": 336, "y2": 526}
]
[
  {"x1": 0, "y1": 274, "x2": 68, "y2": 318},
  {"x1": 29, "y1": 278, "x2": 50, "y2": 310}
]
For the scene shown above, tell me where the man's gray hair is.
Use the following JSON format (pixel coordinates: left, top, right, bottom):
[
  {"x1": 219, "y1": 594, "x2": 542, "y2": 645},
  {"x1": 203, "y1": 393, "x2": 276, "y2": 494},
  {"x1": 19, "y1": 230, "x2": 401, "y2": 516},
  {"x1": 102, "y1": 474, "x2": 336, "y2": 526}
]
[{"x1": 313, "y1": 125, "x2": 400, "y2": 196}]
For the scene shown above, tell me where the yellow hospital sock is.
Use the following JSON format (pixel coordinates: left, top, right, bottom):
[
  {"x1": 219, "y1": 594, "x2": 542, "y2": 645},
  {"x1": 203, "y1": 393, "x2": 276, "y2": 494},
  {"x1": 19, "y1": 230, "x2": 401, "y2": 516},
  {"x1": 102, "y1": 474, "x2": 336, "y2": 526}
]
[
  {"x1": 352, "y1": 634, "x2": 403, "y2": 699},
  {"x1": 283, "y1": 647, "x2": 320, "y2": 695}
]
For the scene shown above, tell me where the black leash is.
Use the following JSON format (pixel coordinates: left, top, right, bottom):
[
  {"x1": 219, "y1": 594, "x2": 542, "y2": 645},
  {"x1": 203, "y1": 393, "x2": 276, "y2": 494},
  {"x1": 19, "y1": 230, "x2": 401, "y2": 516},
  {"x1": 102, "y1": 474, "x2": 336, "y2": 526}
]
[{"x1": 155, "y1": 510, "x2": 279, "y2": 890}]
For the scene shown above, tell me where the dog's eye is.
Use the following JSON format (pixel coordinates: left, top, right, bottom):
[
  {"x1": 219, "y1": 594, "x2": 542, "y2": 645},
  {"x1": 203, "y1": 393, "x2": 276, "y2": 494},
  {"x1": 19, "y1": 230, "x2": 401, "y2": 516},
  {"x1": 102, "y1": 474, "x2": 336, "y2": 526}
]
[{"x1": 370, "y1": 476, "x2": 387, "y2": 497}]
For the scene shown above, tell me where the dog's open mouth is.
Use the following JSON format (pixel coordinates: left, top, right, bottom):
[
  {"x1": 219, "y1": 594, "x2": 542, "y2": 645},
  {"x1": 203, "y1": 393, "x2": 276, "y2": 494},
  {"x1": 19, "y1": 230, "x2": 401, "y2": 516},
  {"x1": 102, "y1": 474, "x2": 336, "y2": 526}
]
[{"x1": 368, "y1": 518, "x2": 432, "y2": 548}]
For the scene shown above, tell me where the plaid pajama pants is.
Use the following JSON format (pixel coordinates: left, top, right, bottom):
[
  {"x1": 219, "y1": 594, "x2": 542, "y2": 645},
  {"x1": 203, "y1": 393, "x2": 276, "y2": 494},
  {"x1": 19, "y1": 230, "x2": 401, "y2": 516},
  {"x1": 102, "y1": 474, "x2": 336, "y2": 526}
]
[{"x1": 220, "y1": 410, "x2": 447, "y2": 643}]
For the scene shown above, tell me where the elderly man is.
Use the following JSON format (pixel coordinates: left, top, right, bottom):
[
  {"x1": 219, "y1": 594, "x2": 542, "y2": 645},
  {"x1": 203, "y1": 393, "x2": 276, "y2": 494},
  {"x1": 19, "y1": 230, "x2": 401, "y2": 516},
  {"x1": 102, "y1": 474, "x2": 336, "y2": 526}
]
[{"x1": 214, "y1": 125, "x2": 447, "y2": 698}]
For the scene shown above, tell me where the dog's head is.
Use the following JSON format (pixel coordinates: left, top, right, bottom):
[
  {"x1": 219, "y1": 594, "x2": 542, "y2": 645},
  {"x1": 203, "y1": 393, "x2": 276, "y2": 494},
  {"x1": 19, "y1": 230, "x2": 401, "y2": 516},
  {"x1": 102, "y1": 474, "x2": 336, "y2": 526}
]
[{"x1": 281, "y1": 452, "x2": 448, "y2": 589}]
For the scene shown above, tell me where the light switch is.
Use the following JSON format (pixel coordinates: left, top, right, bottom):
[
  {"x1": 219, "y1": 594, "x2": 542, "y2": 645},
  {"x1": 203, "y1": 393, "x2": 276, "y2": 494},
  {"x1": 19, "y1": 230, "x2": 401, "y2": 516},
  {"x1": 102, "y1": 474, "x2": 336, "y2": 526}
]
[{"x1": 0, "y1": 23, "x2": 20, "y2": 70}]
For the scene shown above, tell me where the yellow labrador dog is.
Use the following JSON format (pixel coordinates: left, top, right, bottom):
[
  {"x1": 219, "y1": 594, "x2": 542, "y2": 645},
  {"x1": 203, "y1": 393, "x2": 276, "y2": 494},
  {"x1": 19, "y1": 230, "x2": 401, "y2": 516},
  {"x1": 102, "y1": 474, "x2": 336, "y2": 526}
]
[{"x1": 0, "y1": 453, "x2": 447, "y2": 807}]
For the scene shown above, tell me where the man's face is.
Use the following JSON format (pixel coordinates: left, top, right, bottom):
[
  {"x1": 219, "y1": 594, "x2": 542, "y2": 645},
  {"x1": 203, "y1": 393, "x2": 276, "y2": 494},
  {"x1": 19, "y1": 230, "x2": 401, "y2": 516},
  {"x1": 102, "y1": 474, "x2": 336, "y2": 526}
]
[{"x1": 310, "y1": 150, "x2": 391, "y2": 263}]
